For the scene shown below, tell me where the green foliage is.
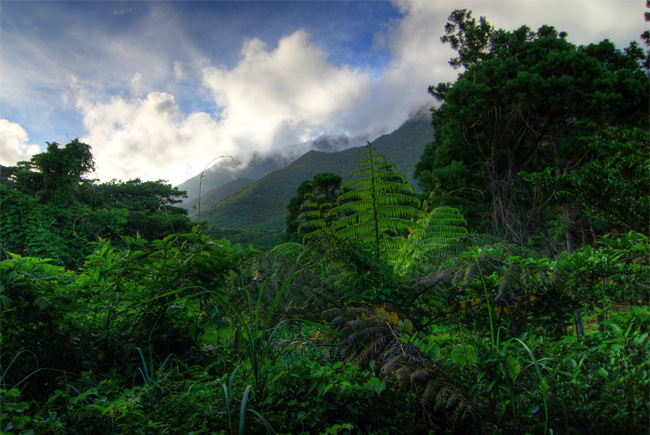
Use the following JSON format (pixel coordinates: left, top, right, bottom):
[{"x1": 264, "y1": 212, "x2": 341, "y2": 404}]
[
  {"x1": 1, "y1": 255, "x2": 82, "y2": 401},
  {"x1": 3, "y1": 139, "x2": 95, "y2": 201},
  {"x1": 524, "y1": 128, "x2": 650, "y2": 235},
  {"x1": 555, "y1": 231, "x2": 649, "y2": 304},
  {"x1": 0, "y1": 228, "x2": 254, "y2": 401},
  {"x1": 547, "y1": 306, "x2": 649, "y2": 434},
  {"x1": 284, "y1": 172, "x2": 342, "y2": 243},
  {"x1": 324, "y1": 305, "x2": 476, "y2": 431},
  {"x1": 210, "y1": 272, "x2": 303, "y2": 405},
  {"x1": 255, "y1": 246, "x2": 340, "y2": 313},
  {"x1": 0, "y1": 140, "x2": 104, "y2": 265},
  {"x1": 265, "y1": 354, "x2": 394, "y2": 433},
  {"x1": 400, "y1": 205, "x2": 469, "y2": 274},
  {"x1": 415, "y1": 9, "x2": 649, "y2": 243},
  {"x1": 0, "y1": 184, "x2": 88, "y2": 264},
  {"x1": 272, "y1": 143, "x2": 426, "y2": 306},
  {"x1": 78, "y1": 178, "x2": 193, "y2": 241},
  {"x1": 208, "y1": 224, "x2": 285, "y2": 251},
  {"x1": 1, "y1": 140, "x2": 193, "y2": 268},
  {"x1": 330, "y1": 142, "x2": 424, "y2": 263}
]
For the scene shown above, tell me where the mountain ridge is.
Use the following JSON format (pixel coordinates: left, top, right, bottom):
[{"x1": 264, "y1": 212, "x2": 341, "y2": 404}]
[{"x1": 195, "y1": 113, "x2": 434, "y2": 249}]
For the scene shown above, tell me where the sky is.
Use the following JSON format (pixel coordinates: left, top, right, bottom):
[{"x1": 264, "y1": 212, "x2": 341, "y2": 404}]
[{"x1": 0, "y1": 0, "x2": 646, "y2": 186}]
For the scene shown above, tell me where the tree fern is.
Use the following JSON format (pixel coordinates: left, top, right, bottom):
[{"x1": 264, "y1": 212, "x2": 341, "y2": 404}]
[
  {"x1": 329, "y1": 142, "x2": 424, "y2": 263},
  {"x1": 300, "y1": 231, "x2": 395, "y2": 297},
  {"x1": 412, "y1": 206, "x2": 468, "y2": 252},
  {"x1": 397, "y1": 206, "x2": 469, "y2": 275},
  {"x1": 298, "y1": 180, "x2": 338, "y2": 242},
  {"x1": 324, "y1": 305, "x2": 476, "y2": 430},
  {"x1": 284, "y1": 173, "x2": 341, "y2": 243},
  {"x1": 271, "y1": 242, "x2": 306, "y2": 259}
]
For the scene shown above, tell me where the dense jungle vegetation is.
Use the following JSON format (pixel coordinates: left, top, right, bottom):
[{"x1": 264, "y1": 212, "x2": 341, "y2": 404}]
[{"x1": 1, "y1": 9, "x2": 649, "y2": 434}]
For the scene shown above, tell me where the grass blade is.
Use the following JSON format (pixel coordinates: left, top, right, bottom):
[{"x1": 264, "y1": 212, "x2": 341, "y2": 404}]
[
  {"x1": 135, "y1": 347, "x2": 149, "y2": 382},
  {"x1": 239, "y1": 384, "x2": 252, "y2": 434},
  {"x1": 247, "y1": 408, "x2": 277, "y2": 434}
]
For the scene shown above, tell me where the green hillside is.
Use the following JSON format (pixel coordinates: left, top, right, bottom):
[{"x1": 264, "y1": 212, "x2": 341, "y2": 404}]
[
  {"x1": 185, "y1": 178, "x2": 255, "y2": 218},
  {"x1": 198, "y1": 114, "x2": 433, "y2": 249},
  {"x1": 176, "y1": 153, "x2": 291, "y2": 204}
]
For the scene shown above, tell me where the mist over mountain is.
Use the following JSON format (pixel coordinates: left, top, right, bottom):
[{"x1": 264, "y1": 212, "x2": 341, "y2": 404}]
[
  {"x1": 309, "y1": 134, "x2": 369, "y2": 153},
  {"x1": 177, "y1": 152, "x2": 292, "y2": 204},
  {"x1": 177, "y1": 133, "x2": 370, "y2": 204},
  {"x1": 184, "y1": 178, "x2": 256, "y2": 218}
]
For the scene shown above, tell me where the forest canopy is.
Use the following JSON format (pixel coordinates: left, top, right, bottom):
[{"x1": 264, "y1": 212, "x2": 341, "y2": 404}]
[{"x1": 0, "y1": 139, "x2": 193, "y2": 267}]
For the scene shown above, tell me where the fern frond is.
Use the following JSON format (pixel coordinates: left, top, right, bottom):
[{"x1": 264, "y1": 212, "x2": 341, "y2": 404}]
[
  {"x1": 271, "y1": 242, "x2": 305, "y2": 259},
  {"x1": 251, "y1": 248, "x2": 340, "y2": 315}
]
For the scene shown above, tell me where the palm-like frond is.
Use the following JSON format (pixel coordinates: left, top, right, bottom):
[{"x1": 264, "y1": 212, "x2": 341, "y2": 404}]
[
  {"x1": 251, "y1": 248, "x2": 339, "y2": 318},
  {"x1": 407, "y1": 236, "x2": 547, "y2": 332},
  {"x1": 324, "y1": 305, "x2": 477, "y2": 430},
  {"x1": 299, "y1": 230, "x2": 394, "y2": 290},
  {"x1": 328, "y1": 142, "x2": 424, "y2": 264},
  {"x1": 271, "y1": 242, "x2": 305, "y2": 259}
]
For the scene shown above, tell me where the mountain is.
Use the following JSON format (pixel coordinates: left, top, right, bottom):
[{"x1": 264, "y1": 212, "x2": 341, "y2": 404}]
[
  {"x1": 198, "y1": 112, "x2": 434, "y2": 249},
  {"x1": 177, "y1": 135, "x2": 368, "y2": 204},
  {"x1": 185, "y1": 178, "x2": 255, "y2": 218},
  {"x1": 176, "y1": 152, "x2": 291, "y2": 205}
]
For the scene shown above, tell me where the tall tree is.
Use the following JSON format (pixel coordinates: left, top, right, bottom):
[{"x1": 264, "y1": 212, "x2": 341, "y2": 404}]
[
  {"x1": 2, "y1": 139, "x2": 95, "y2": 202},
  {"x1": 414, "y1": 10, "x2": 649, "y2": 245}
]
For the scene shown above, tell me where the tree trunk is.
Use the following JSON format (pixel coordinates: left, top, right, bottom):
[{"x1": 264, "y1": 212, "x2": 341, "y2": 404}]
[{"x1": 558, "y1": 166, "x2": 584, "y2": 336}]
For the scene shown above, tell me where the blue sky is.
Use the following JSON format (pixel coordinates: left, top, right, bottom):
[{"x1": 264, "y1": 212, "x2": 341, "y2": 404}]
[{"x1": 1, "y1": 0, "x2": 646, "y2": 185}]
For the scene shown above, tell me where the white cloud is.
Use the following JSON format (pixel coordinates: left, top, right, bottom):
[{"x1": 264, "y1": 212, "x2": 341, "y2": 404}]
[
  {"x1": 76, "y1": 91, "x2": 227, "y2": 185},
  {"x1": 201, "y1": 30, "x2": 372, "y2": 154},
  {"x1": 0, "y1": 119, "x2": 41, "y2": 166},
  {"x1": 75, "y1": 30, "x2": 375, "y2": 185}
]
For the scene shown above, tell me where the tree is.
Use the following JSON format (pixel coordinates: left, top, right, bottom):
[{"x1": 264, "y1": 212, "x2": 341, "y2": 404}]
[
  {"x1": 1, "y1": 140, "x2": 97, "y2": 264},
  {"x1": 641, "y1": 0, "x2": 650, "y2": 69},
  {"x1": 1, "y1": 139, "x2": 95, "y2": 203},
  {"x1": 414, "y1": 10, "x2": 649, "y2": 245},
  {"x1": 281, "y1": 172, "x2": 342, "y2": 243},
  {"x1": 527, "y1": 128, "x2": 650, "y2": 236},
  {"x1": 77, "y1": 178, "x2": 193, "y2": 242},
  {"x1": 0, "y1": 139, "x2": 192, "y2": 267}
]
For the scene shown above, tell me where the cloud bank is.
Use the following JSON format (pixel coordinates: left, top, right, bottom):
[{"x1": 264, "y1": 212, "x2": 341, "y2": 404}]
[
  {"x1": 72, "y1": 9, "x2": 442, "y2": 185},
  {"x1": 73, "y1": 30, "x2": 375, "y2": 185},
  {"x1": 2, "y1": 0, "x2": 645, "y2": 185}
]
